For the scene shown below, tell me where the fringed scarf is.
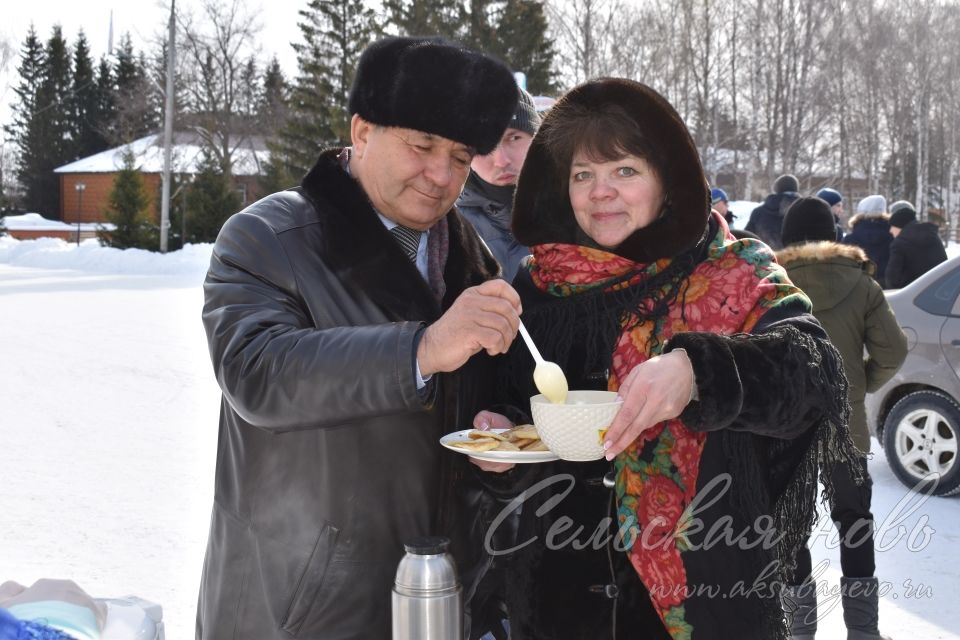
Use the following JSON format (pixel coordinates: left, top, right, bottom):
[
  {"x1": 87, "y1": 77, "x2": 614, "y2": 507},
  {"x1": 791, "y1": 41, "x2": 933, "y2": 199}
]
[{"x1": 524, "y1": 215, "x2": 859, "y2": 639}]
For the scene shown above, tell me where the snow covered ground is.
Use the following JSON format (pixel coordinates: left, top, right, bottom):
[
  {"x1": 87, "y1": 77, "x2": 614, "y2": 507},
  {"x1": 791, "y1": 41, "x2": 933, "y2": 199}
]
[{"x1": 1, "y1": 236, "x2": 959, "y2": 639}]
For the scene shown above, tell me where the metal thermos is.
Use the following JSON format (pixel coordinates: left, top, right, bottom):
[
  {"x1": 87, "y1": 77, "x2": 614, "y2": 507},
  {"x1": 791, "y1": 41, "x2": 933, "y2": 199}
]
[{"x1": 392, "y1": 536, "x2": 462, "y2": 640}]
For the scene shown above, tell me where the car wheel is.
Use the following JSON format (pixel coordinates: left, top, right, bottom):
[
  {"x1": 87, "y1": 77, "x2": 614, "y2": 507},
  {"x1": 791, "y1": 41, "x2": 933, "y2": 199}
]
[{"x1": 882, "y1": 390, "x2": 960, "y2": 496}]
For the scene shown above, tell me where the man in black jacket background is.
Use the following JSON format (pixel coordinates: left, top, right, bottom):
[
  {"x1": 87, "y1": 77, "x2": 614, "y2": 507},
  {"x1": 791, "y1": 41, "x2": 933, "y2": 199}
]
[
  {"x1": 457, "y1": 88, "x2": 541, "y2": 283},
  {"x1": 745, "y1": 173, "x2": 800, "y2": 249},
  {"x1": 885, "y1": 200, "x2": 948, "y2": 288},
  {"x1": 197, "y1": 37, "x2": 522, "y2": 640}
]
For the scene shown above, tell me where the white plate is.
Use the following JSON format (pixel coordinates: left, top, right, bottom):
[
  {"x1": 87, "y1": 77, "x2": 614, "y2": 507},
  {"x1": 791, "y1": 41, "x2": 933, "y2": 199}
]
[{"x1": 440, "y1": 429, "x2": 560, "y2": 464}]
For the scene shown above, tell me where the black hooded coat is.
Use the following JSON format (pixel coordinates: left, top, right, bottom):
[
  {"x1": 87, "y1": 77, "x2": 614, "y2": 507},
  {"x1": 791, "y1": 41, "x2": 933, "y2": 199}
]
[{"x1": 470, "y1": 79, "x2": 859, "y2": 640}]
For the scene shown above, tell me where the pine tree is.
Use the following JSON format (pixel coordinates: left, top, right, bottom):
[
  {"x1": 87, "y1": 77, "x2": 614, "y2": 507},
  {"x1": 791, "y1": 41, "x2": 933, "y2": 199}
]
[
  {"x1": 183, "y1": 150, "x2": 240, "y2": 243},
  {"x1": 259, "y1": 57, "x2": 289, "y2": 138},
  {"x1": 12, "y1": 26, "x2": 73, "y2": 218},
  {"x1": 71, "y1": 30, "x2": 106, "y2": 159},
  {"x1": 463, "y1": 0, "x2": 501, "y2": 53},
  {"x1": 257, "y1": 59, "x2": 294, "y2": 195},
  {"x1": 3, "y1": 26, "x2": 45, "y2": 214},
  {"x1": 270, "y1": 0, "x2": 377, "y2": 179},
  {"x1": 489, "y1": 0, "x2": 557, "y2": 95},
  {"x1": 93, "y1": 56, "x2": 116, "y2": 148},
  {"x1": 111, "y1": 34, "x2": 158, "y2": 143},
  {"x1": 101, "y1": 150, "x2": 156, "y2": 249},
  {"x1": 384, "y1": 0, "x2": 464, "y2": 39}
]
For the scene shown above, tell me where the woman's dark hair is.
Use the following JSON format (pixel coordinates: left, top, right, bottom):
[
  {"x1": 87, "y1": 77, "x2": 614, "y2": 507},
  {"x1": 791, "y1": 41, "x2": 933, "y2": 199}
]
[{"x1": 542, "y1": 99, "x2": 669, "y2": 192}]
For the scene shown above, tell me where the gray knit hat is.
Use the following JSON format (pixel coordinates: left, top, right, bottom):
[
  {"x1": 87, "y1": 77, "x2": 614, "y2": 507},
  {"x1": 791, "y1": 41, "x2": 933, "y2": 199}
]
[
  {"x1": 773, "y1": 174, "x2": 800, "y2": 194},
  {"x1": 508, "y1": 88, "x2": 542, "y2": 136},
  {"x1": 856, "y1": 194, "x2": 887, "y2": 216}
]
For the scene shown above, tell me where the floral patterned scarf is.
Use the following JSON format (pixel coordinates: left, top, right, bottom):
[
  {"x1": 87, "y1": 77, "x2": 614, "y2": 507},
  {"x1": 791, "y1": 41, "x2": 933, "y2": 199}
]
[{"x1": 526, "y1": 215, "x2": 805, "y2": 639}]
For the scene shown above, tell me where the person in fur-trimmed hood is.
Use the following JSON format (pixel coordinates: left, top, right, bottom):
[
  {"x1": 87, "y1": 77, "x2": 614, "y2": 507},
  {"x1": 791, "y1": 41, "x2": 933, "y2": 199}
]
[
  {"x1": 469, "y1": 78, "x2": 861, "y2": 640},
  {"x1": 843, "y1": 195, "x2": 892, "y2": 287},
  {"x1": 778, "y1": 196, "x2": 906, "y2": 640},
  {"x1": 197, "y1": 36, "x2": 523, "y2": 640}
]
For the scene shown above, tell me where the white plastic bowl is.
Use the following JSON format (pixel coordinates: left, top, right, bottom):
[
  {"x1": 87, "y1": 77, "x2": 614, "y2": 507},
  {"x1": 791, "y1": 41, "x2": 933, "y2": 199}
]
[{"x1": 530, "y1": 390, "x2": 622, "y2": 461}]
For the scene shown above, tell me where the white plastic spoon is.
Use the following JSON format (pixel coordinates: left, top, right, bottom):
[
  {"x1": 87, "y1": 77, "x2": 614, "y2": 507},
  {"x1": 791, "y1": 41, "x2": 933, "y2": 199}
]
[{"x1": 518, "y1": 320, "x2": 569, "y2": 404}]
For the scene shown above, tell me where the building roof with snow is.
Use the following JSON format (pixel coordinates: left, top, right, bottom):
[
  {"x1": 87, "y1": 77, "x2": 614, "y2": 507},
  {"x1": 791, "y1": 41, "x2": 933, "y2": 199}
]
[{"x1": 53, "y1": 131, "x2": 270, "y2": 176}]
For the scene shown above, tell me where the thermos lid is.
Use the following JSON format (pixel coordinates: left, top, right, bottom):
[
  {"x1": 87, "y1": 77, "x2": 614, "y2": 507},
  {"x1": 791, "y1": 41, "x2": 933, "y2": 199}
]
[{"x1": 404, "y1": 536, "x2": 450, "y2": 555}]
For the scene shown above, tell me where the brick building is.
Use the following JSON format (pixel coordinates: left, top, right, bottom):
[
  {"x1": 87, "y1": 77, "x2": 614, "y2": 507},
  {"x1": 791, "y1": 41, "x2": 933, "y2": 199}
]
[{"x1": 54, "y1": 132, "x2": 269, "y2": 227}]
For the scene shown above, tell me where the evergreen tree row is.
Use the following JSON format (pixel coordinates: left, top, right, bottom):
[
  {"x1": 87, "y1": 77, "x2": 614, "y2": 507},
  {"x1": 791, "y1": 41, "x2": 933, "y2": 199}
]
[{"x1": 4, "y1": 25, "x2": 160, "y2": 219}]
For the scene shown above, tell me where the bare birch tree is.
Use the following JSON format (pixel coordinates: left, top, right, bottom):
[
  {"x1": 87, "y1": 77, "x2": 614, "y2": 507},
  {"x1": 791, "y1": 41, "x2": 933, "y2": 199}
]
[{"x1": 177, "y1": 0, "x2": 263, "y2": 175}]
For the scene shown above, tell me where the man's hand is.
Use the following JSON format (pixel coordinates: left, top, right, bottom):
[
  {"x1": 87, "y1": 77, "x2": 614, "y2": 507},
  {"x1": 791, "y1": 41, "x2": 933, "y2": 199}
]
[
  {"x1": 602, "y1": 349, "x2": 695, "y2": 460},
  {"x1": 469, "y1": 410, "x2": 516, "y2": 473},
  {"x1": 418, "y1": 279, "x2": 521, "y2": 376}
]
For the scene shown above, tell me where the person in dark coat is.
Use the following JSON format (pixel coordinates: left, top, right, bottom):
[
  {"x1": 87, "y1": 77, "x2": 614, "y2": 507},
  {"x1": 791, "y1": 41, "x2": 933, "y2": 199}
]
[
  {"x1": 745, "y1": 173, "x2": 800, "y2": 249},
  {"x1": 885, "y1": 200, "x2": 948, "y2": 289},
  {"x1": 777, "y1": 197, "x2": 906, "y2": 640},
  {"x1": 458, "y1": 88, "x2": 541, "y2": 283},
  {"x1": 843, "y1": 195, "x2": 892, "y2": 288},
  {"x1": 815, "y1": 187, "x2": 846, "y2": 241},
  {"x1": 196, "y1": 36, "x2": 524, "y2": 640},
  {"x1": 470, "y1": 79, "x2": 860, "y2": 640}
]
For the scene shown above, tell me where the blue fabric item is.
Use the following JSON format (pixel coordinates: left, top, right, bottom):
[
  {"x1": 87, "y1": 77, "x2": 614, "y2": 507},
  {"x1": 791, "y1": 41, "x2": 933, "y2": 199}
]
[
  {"x1": 816, "y1": 187, "x2": 842, "y2": 206},
  {"x1": 710, "y1": 187, "x2": 728, "y2": 204},
  {"x1": 7, "y1": 602, "x2": 99, "y2": 640},
  {"x1": 0, "y1": 608, "x2": 75, "y2": 640}
]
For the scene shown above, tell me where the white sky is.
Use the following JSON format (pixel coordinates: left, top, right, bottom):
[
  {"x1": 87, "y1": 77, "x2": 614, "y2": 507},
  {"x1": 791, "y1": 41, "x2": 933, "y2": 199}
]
[{"x1": 0, "y1": 0, "x2": 305, "y2": 129}]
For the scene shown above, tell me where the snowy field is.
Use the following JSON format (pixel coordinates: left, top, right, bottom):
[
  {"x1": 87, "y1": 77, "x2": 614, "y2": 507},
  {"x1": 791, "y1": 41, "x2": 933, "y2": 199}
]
[{"x1": 1, "y1": 235, "x2": 959, "y2": 639}]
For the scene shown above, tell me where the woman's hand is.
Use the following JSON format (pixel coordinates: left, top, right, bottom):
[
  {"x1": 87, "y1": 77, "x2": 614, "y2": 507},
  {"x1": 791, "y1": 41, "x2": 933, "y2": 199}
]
[
  {"x1": 603, "y1": 350, "x2": 695, "y2": 460},
  {"x1": 469, "y1": 410, "x2": 516, "y2": 473}
]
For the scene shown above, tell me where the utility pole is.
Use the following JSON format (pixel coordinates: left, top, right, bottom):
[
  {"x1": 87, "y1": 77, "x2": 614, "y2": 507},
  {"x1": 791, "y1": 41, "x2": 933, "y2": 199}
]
[{"x1": 160, "y1": 0, "x2": 176, "y2": 253}]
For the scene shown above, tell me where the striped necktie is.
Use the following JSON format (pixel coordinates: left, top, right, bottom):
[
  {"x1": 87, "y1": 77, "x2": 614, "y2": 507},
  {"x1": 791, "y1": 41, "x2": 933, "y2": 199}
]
[{"x1": 389, "y1": 224, "x2": 422, "y2": 263}]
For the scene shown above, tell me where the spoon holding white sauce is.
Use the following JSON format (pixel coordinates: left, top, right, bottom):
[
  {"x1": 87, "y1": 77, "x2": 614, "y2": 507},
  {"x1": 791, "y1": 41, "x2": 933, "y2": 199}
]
[{"x1": 518, "y1": 320, "x2": 569, "y2": 404}]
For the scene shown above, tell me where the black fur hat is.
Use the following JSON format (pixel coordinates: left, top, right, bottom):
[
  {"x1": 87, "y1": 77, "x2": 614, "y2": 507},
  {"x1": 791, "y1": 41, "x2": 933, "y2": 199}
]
[
  {"x1": 512, "y1": 78, "x2": 710, "y2": 263},
  {"x1": 781, "y1": 196, "x2": 837, "y2": 246},
  {"x1": 348, "y1": 36, "x2": 519, "y2": 155}
]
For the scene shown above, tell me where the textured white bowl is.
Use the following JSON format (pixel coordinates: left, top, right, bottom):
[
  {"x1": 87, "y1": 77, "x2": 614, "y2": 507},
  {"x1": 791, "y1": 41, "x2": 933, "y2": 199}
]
[{"x1": 530, "y1": 390, "x2": 622, "y2": 461}]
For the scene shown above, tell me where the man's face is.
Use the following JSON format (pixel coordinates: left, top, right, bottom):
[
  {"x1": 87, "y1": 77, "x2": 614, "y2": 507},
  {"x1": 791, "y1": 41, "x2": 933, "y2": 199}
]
[
  {"x1": 470, "y1": 128, "x2": 534, "y2": 187},
  {"x1": 890, "y1": 226, "x2": 902, "y2": 238},
  {"x1": 713, "y1": 200, "x2": 729, "y2": 216},
  {"x1": 832, "y1": 202, "x2": 845, "y2": 220},
  {"x1": 350, "y1": 116, "x2": 474, "y2": 230}
]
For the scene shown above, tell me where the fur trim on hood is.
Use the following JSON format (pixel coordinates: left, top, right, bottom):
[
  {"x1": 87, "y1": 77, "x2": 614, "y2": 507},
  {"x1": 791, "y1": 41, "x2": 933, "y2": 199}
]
[
  {"x1": 777, "y1": 241, "x2": 875, "y2": 276},
  {"x1": 847, "y1": 211, "x2": 890, "y2": 229},
  {"x1": 511, "y1": 78, "x2": 710, "y2": 263}
]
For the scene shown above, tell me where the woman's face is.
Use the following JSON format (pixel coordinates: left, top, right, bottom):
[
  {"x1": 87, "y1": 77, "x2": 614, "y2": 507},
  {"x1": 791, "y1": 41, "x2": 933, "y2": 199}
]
[{"x1": 568, "y1": 150, "x2": 665, "y2": 249}]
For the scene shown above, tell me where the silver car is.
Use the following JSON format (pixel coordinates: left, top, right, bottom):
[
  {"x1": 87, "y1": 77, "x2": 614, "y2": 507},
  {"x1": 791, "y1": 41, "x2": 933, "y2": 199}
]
[{"x1": 865, "y1": 254, "x2": 960, "y2": 496}]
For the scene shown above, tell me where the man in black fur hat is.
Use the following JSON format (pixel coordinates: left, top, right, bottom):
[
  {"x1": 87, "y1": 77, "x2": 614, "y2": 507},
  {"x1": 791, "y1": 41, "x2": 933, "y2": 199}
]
[{"x1": 197, "y1": 36, "x2": 521, "y2": 640}]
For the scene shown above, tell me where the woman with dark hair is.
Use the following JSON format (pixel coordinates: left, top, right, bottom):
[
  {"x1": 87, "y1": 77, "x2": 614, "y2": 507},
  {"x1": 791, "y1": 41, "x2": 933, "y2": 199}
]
[{"x1": 469, "y1": 78, "x2": 861, "y2": 640}]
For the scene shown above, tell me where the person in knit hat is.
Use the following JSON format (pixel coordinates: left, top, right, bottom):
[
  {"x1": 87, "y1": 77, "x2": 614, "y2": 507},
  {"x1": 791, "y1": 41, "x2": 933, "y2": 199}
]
[
  {"x1": 745, "y1": 173, "x2": 800, "y2": 249},
  {"x1": 842, "y1": 194, "x2": 892, "y2": 287},
  {"x1": 778, "y1": 197, "x2": 906, "y2": 640},
  {"x1": 458, "y1": 88, "x2": 541, "y2": 283},
  {"x1": 816, "y1": 187, "x2": 845, "y2": 240},
  {"x1": 710, "y1": 186, "x2": 732, "y2": 224},
  {"x1": 197, "y1": 36, "x2": 523, "y2": 639},
  {"x1": 885, "y1": 200, "x2": 947, "y2": 288}
]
